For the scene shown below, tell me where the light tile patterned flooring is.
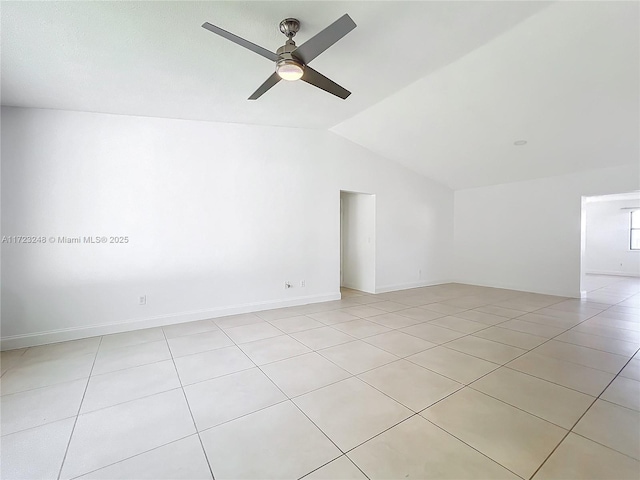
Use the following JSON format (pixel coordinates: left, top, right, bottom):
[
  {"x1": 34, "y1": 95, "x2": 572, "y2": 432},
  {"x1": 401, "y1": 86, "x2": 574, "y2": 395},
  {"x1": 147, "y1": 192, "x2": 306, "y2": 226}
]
[{"x1": 1, "y1": 276, "x2": 639, "y2": 479}]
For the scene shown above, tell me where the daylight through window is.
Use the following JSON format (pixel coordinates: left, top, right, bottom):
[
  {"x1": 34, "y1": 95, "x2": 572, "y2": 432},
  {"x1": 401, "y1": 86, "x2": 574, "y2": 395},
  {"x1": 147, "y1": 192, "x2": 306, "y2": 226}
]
[{"x1": 631, "y1": 210, "x2": 640, "y2": 250}]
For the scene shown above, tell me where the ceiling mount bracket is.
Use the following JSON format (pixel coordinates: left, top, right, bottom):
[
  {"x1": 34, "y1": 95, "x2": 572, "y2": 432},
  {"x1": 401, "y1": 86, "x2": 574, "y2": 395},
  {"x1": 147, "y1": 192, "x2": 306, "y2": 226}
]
[{"x1": 279, "y1": 18, "x2": 300, "y2": 39}]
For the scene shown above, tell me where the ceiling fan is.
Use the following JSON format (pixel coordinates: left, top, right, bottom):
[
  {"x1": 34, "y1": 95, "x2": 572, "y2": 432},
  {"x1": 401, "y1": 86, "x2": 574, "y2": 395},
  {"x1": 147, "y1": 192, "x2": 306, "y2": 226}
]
[{"x1": 202, "y1": 14, "x2": 356, "y2": 100}]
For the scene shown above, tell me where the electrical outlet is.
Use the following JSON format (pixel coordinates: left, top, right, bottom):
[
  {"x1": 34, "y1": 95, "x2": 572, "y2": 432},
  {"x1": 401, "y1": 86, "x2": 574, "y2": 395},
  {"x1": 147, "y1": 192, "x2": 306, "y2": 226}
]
[
  {"x1": 285, "y1": 281, "x2": 292, "y2": 289},
  {"x1": 139, "y1": 295, "x2": 147, "y2": 305},
  {"x1": 419, "y1": 269, "x2": 422, "y2": 278},
  {"x1": 300, "y1": 280, "x2": 306, "y2": 287}
]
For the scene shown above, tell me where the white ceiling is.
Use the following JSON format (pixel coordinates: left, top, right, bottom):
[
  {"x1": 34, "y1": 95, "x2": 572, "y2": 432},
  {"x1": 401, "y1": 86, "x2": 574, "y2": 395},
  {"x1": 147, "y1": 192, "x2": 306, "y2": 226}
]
[
  {"x1": 1, "y1": 1, "x2": 548, "y2": 129},
  {"x1": 586, "y1": 192, "x2": 640, "y2": 204},
  {"x1": 333, "y1": 1, "x2": 640, "y2": 189},
  {"x1": 2, "y1": 1, "x2": 638, "y2": 189}
]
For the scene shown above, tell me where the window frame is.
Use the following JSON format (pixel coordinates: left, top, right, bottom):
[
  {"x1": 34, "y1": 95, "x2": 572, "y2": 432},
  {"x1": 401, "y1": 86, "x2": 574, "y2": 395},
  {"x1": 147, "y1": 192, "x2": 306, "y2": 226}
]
[{"x1": 631, "y1": 210, "x2": 640, "y2": 251}]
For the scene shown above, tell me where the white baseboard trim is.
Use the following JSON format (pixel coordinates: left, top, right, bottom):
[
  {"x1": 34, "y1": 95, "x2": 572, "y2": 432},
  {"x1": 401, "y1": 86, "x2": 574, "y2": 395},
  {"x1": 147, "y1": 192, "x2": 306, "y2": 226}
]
[
  {"x1": 375, "y1": 279, "x2": 451, "y2": 294},
  {"x1": 450, "y1": 279, "x2": 580, "y2": 299},
  {"x1": 585, "y1": 271, "x2": 640, "y2": 278},
  {"x1": 0, "y1": 292, "x2": 341, "y2": 351},
  {"x1": 340, "y1": 282, "x2": 375, "y2": 294}
]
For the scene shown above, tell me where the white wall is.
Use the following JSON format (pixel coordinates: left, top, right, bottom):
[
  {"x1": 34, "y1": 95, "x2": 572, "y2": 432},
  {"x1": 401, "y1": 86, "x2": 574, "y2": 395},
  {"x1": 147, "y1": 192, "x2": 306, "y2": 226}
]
[
  {"x1": 584, "y1": 198, "x2": 640, "y2": 276},
  {"x1": 453, "y1": 165, "x2": 640, "y2": 297},
  {"x1": 340, "y1": 192, "x2": 375, "y2": 293},
  {"x1": 1, "y1": 107, "x2": 453, "y2": 349}
]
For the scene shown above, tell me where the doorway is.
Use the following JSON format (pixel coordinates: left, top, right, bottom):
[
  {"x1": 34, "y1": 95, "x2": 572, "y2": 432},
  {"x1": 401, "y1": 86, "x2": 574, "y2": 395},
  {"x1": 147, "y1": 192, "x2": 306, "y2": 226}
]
[
  {"x1": 580, "y1": 191, "x2": 640, "y2": 298},
  {"x1": 340, "y1": 191, "x2": 376, "y2": 294}
]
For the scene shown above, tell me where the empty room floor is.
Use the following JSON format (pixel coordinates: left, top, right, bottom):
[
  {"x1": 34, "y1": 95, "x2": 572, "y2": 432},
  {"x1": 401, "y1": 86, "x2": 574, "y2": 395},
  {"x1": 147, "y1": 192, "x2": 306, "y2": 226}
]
[{"x1": 1, "y1": 278, "x2": 639, "y2": 480}]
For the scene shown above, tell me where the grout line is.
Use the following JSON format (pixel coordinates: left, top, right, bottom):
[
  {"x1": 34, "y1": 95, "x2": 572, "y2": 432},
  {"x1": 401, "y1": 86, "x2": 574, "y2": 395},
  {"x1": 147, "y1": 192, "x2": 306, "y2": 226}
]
[
  {"x1": 0, "y1": 347, "x2": 29, "y2": 378},
  {"x1": 463, "y1": 382, "x2": 589, "y2": 432},
  {"x1": 570, "y1": 428, "x2": 640, "y2": 462},
  {"x1": 161, "y1": 328, "x2": 217, "y2": 480},
  {"x1": 384, "y1": 298, "x2": 638, "y2": 477},
  {"x1": 597, "y1": 396, "x2": 640, "y2": 414},
  {"x1": 313, "y1": 343, "x2": 400, "y2": 376},
  {"x1": 226, "y1": 337, "x2": 352, "y2": 474},
  {"x1": 458, "y1": 309, "x2": 629, "y2": 398},
  {"x1": 297, "y1": 454, "x2": 369, "y2": 480},
  {"x1": 240, "y1": 348, "x2": 313, "y2": 367},
  {"x1": 340, "y1": 413, "x2": 419, "y2": 457},
  {"x1": 343, "y1": 456, "x2": 371, "y2": 480},
  {"x1": 67, "y1": 385, "x2": 185, "y2": 417},
  {"x1": 56, "y1": 336, "x2": 103, "y2": 480},
  {"x1": 498, "y1": 364, "x2": 610, "y2": 398},
  {"x1": 327, "y1": 379, "x2": 529, "y2": 480},
  {"x1": 358, "y1": 369, "x2": 465, "y2": 415},
  {"x1": 271, "y1": 335, "x2": 517, "y2": 479},
  {"x1": 419, "y1": 415, "x2": 528, "y2": 480},
  {"x1": 515, "y1": 343, "x2": 630, "y2": 376},
  {"x1": 552, "y1": 331, "x2": 639, "y2": 353},
  {"x1": 405, "y1": 355, "x2": 502, "y2": 386},
  {"x1": 0, "y1": 369, "x2": 96, "y2": 399},
  {"x1": 194, "y1": 397, "x2": 292, "y2": 434},
  {"x1": 528, "y1": 345, "x2": 640, "y2": 479},
  {"x1": 223, "y1": 306, "x2": 473, "y2": 475},
  {"x1": 0, "y1": 414, "x2": 80, "y2": 439},
  {"x1": 64, "y1": 433, "x2": 197, "y2": 480},
  {"x1": 307, "y1": 295, "x2": 620, "y2": 392},
  {"x1": 4, "y1": 280, "x2": 638, "y2": 479}
]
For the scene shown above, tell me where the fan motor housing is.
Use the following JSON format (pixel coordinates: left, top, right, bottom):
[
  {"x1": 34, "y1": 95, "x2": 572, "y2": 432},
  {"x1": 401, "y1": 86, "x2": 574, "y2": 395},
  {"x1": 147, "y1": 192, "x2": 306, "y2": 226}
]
[
  {"x1": 276, "y1": 55, "x2": 304, "y2": 70},
  {"x1": 277, "y1": 52, "x2": 302, "y2": 63},
  {"x1": 276, "y1": 42, "x2": 298, "y2": 56}
]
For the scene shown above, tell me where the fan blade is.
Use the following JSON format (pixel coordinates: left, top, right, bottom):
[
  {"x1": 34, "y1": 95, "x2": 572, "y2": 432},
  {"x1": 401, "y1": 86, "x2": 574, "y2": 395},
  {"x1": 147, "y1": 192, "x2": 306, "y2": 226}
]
[
  {"x1": 202, "y1": 22, "x2": 279, "y2": 62},
  {"x1": 301, "y1": 66, "x2": 350, "y2": 99},
  {"x1": 248, "y1": 72, "x2": 281, "y2": 100},
  {"x1": 292, "y1": 14, "x2": 356, "y2": 65}
]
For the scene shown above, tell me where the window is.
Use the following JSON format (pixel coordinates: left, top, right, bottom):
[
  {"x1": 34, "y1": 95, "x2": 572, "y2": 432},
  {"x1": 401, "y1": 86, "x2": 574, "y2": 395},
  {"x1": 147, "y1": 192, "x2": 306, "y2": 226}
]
[{"x1": 631, "y1": 211, "x2": 640, "y2": 250}]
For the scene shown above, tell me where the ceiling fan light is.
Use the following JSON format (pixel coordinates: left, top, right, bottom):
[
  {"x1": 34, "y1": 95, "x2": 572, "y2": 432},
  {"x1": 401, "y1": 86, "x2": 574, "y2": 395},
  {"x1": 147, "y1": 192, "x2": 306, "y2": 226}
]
[{"x1": 276, "y1": 59, "x2": 304, "y2": 81}]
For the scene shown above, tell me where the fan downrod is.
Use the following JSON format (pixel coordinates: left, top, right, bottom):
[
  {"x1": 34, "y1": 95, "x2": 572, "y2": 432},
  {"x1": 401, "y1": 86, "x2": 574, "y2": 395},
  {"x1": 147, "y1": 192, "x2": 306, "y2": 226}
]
[{"x1": 279, "y1": 18, "x2": 300, "y2": 38}]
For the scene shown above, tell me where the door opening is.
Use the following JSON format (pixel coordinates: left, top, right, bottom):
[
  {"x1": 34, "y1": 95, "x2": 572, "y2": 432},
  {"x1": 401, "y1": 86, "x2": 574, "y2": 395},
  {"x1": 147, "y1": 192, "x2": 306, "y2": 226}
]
[
  {"x1": 340, "y1": 191, "x2": 376, "y2": 294},
  {"x1": 580, "y1": 191, "x2": 640, "y2": 297}
]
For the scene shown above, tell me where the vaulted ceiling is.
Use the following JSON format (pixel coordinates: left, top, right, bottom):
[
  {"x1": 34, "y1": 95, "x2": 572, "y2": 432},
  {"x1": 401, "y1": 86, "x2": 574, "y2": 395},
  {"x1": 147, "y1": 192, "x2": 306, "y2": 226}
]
[
  {"x1": 332, "y1": 2, "x2": 640, "y2": 188},
  {"x1": 2, "y1": 1, "x2": 638, "y2": 189}
]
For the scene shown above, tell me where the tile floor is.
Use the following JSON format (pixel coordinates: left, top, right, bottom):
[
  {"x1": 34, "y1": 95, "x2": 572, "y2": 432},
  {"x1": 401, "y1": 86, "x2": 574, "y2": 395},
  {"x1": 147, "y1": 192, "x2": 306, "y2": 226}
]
[{"x1": 1, "y1": 275, "x2": 639, "y2": 479}]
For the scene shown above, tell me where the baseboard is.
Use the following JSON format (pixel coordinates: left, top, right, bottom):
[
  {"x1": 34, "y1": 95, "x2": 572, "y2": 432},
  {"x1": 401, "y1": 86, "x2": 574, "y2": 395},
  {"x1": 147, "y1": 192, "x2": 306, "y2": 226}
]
[
  {"x1": 585, "y1": 271, "x2": 640, "y2": 278},
  {"x1": 0, "y1": 292, "x2": 341, "y2": 351},
  {"x1": 450, "y1": 279, "x2": 580, "y2": 299},
  {"x1": 340, "y1": 282, "x2": 375, "y2": 294},
  {"x1": 375, "y1": 279, "x2": 451, "y2": 294}
]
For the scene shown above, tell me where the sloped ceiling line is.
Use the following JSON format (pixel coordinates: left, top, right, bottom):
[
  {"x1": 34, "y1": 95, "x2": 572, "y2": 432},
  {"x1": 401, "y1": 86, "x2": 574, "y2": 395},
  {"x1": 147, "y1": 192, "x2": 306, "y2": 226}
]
[{"x1": 2, "y1": 1, "x2": 637, "y2": 189}]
